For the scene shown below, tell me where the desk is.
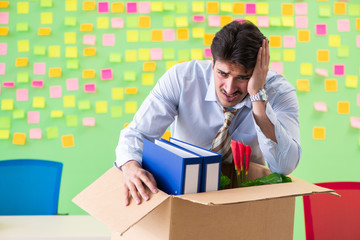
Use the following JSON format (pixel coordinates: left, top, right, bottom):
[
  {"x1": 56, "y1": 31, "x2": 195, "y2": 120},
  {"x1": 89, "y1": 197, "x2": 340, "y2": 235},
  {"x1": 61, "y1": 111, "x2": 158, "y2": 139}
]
[{"x1": 0, "y1": 215, "x2": 111, "y2": 240}]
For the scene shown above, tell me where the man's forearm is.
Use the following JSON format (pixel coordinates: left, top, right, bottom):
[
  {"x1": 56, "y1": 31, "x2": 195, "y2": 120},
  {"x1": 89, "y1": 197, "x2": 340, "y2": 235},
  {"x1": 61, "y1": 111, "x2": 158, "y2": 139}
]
[{"x1": 251, "y1": 101, "x2": 277, "y2": 143}]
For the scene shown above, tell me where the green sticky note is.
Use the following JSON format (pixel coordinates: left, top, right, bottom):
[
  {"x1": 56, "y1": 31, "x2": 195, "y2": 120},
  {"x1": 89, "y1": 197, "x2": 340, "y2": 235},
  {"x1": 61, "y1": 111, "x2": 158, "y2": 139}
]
[
  {"x1": 47, "y1": 127, "x2": 59, "y2": 139},
  {"x1": 163, "y1": 16, "x2": 175, "y2": 28},
  {"x1": 78, "y1": 100, "x2": 91, "y2": 110},
  {"x1": 67, "y1": 59, "x2": 79, "y2": 69},
  {"x1": 34, "y1": 46, "x2": 46, "y2": 55},
  {"x1": 139, "y1": 49, "x2": 150, "y2": 61},
  {"x1": 109, "y1": 53, "x2": 122, "y2": 63},
  {"x1": 163, "y1": 2, "x2": 175, "y2": 11},
  {"x1": 17, "y1": 72, "x2": 29, "y2": 83},
  {"x1": 41, "y1": 0, "x2": 53, "y2": 7},
  {"x1": 16, "y1": 22, "x2": 29, "y2": 32},
  {"x1": 111, "y1": 106, "x2": 123, "y2": 118},
  {"x1": 124, "y1": 71, "x2": 136, "y2": 81},
  {"x1": 163, "y1": 48, "x2": 175, "y2": 60},
  {"x1": 64, "y1": 16, "x2": 77, "y2": 26},
  {"x1": 319, "y1": 5, "x2": 331, "y2": 17},
  {"x1": 126, "y1": 16, "x2": 138, "y2": 28},
  {"x1": 0, "y1": 117, "x2": 10, "y2": 128},
  {"x1": 337, "y1": 46, "x2": 349, "y2": 58},
  {"x1": 13, "y1": 110, "x2": 25, "y2": 119},
  {"x1": 66, "y1": 115, "x2": 78, "y2": 127},
  {"x1": 349, "y1": 5, "x2": 360, "y2": 16},
  {"x1": 176, "y1": 2, "x2": 188, "y2": 13},
  {"x1": 178, "y1": 50, "x2": 190, "y2": 61},
  {"x1": 270, "y1": 49, "x2": 282, "y2": 61},
  {"x1": 139, "y1": 30, "x2": 151, "y2": 42},
  {"x1": 269, "y1": 17, "x2": 281, "y2": 26}
]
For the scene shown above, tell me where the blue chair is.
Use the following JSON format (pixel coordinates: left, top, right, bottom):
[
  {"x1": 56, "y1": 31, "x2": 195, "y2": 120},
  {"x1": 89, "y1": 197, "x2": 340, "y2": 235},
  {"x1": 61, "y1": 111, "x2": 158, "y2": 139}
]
[{"x1": 0, "y1": 159, "x2": 63, "y2": 215}]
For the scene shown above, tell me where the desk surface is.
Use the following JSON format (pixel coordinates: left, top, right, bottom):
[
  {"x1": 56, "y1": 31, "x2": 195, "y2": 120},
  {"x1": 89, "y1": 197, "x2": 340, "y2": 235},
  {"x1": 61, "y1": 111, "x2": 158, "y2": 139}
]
[{"x1": 0, "y1": 215, "x2": 111, "y2": 240}]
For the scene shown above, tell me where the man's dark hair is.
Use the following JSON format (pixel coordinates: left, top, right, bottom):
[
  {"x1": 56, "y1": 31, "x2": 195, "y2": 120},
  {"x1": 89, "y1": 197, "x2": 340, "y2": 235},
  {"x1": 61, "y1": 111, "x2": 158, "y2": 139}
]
[{"x1": 211, "y1": 20, "x2": 266, "y2": 71}]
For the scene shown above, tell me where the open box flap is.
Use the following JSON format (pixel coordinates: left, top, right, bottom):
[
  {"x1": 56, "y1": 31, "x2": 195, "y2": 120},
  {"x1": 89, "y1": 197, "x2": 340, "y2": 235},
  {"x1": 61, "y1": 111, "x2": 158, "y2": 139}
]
[{"x1": 72, "y1": 167, "x2": 169, "y2": 235}]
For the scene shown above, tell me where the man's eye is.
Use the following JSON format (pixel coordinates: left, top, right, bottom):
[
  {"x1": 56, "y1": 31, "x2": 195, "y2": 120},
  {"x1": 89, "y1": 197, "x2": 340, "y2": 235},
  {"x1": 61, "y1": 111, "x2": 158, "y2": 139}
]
[{"x1": 218, "y1": 72, "x2": 227, "y2": 77}]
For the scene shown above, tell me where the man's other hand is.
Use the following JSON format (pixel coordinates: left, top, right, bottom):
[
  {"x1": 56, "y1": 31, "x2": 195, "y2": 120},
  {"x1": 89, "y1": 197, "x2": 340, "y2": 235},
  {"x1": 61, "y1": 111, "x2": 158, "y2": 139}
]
[{"x1": 120, "y1": 160, "x2": 158, "y2": 206}]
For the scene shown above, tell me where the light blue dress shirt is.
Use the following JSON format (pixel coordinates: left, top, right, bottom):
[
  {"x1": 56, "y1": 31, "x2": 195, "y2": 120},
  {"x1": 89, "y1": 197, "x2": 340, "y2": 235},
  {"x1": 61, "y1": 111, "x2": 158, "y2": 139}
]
[{"x1": 115, "y1": 60, "x2": 301, "y2": 175}]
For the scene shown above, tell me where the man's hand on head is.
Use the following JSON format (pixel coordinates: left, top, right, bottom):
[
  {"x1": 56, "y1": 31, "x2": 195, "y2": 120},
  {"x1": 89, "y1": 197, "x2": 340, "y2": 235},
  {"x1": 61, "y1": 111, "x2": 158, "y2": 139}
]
[{"x1": 121, "y1": 160, "x2": 158, "y2": 206}]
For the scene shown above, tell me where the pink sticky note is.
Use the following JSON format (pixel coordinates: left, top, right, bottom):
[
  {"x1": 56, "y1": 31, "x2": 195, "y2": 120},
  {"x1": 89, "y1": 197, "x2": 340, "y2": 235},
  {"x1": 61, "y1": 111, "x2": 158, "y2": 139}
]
[
  {"x1": 204, "y1": 48, "x2": 212, "y2": 58},
  {"x1": 84, "y1": 83, "x2": 96, "y2": 93},
  {"x1": 295, "y1": 3, "x2": 307, "y2": 15},
  {"x1": 357, "y1": 36, "x2": 360, "y2": 48},
  {"x1": 127, "y1": 2, "x2": 137, "y2": 13},
  {"x1": 357, "y1": 94, "x2": 360, "y2": 106},
  {"x1": 245, "y1": 3, "x2": 256, "y2": 14},
  {"x1": 3, "y1": 82, "x2": 14, "y2": 88},
  {"x1": 296, "y1": 16, "x2": 308, "y2": 28},
  {"x1": 32, "y1": 80, "x2": 44, "y2": 88},
  {"x1": 193, "y1": 15, "x2": 205, "y2": 22},
  {"x1": 0, "y1": 12, "x2": 9, "y2": 24},
  {"x1": 111, "y1": 18, "x2": 124, "y2": 28},
  {"x1": 334, "y1": 64, "x2": 345, "y2": 76},
  {"x1": 66, "y1": 78, "x2": 78, "y2": 91},
  {"x1": 208, "y1": 15, "x2": 221, "y2": 27},
  {"x1": 315, "y1": 68, "x2": 328, "y2": 77},
  {"x1": 29, "y1": 128, "x2": 42, "y2": 139},
  {"x1": 316, "y1": 24, "x2": 327, "y2": 36},
  {"x1": 50, "y1": 86, "x2": 62, "y2": 98},
  {"x1": 271, "y1": 62, "x2": 283, "y2": 74},
  {"x1": 257, "y1": 16, "x2": 269, "y2": 28},
  {"x1": 0, "y1": 43, "x2": 7, "y2": 55},
  {"x1": 98, "y1": 2, "x2": 109, "y2": 13},
  {"x1": 83, "y1": 35, "x2": 96, "y2": 45},
  {"x1": 83, "y1": 117, "x2": 95, "y2": 126},
  {"x1": 338, "y1": 19, "x2": 350, "y2": 32},
  {"x1": 235, "y1": 18, "x2": 245, "y2": 24},
  {"x1": 103, "y1": 34, "x2": 115, "y2": 46},
  {"x1": 16, "y1": 89, "x2": 28, "y2": 101},
  {"x1": 350, "y1": 117, "x2": 360, "y2": 129},
  {"x1": 314, "y1": 102, "x2": 327, "y2": 112},
  {"x1": 283, "y1": 36, "x2": 296, "y2": 48},
  {"x1": 28, "y1": 111, "x2": 40, "y2": 124},
  {"x1": 138, "y1": 2, "x2": 150, "y2": 13},
  {"x1": 163, "y1": 29, "x2": 175, "y2": 41},
  {"x1": 33, "y1": 63, "x2": 46, "y2": 75},
  {"x1": 0, "y1": 63, "x2": 5, "y2": 75},
  {"x1": 101, "y1": 68, "x2": 113, "y2": 80},
  {"x1": 150, "y1": 48, "x2": 162, "y2": 60}
]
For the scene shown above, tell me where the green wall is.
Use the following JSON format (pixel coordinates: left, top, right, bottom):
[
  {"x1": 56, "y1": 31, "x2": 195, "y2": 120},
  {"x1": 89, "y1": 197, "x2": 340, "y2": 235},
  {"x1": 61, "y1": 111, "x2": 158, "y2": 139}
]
[{"x1": 0, "y1": 1, "x2": 359, "y2": 239}]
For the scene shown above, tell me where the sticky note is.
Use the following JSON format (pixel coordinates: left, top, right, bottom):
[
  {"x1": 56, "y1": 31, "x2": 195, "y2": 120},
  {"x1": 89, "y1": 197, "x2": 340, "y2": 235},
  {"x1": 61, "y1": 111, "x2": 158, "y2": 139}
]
[
  {"x1": 15, "y1": 58, "x2": 28, "y2": 67},
  {"x1": 0, "y1": 27, "x2": 8, "y2": 35},
  {"x1": 49, "y1": 46, "x2": 60, "y2": 57},
  {"x1": 65, "y1": 0, "x2": 77, "y2": 11},
  {"x1": 0, "y1": 1, "x2": 9, "y2": 8},
  {"x1": 83, "y1": 48, "x2": 96, "y2": 56},
  {"x1": 80, "y1": 24, "x2": 93, "y2": 32},
  {"x1": 125, "y1": 87, "x2": 138, "y2": 95},
  {"x1": 66, "y1": 115, "x2": 78, "y2": 127},
  {"x1": 83, "y1": 1, "x2": 95, "y2": 10},
  {"x1": 314, "y1": 102, "x2": 327, "y2": 112},
  {"x1": 3, "y1": 81, "x2": 14, "y2": 88},
  {"x1": 65, "y1": 46, "x2": 78, "y2": 58},
  {"x1": 111, "y1": 106, "x2": 123, "y2": 118},
  {"x1": 245, "y1": 3, "x2": 256, "y2": 14},
  {"x1": 191, "y1": 49, "x2": 203, "y2": 60},
  {"x1": 0, "y1": 117, "x2": 10, "y2": 128},
  {"x1": 112, "y1": 88, "x2": 124, "y2": 100},
  {"x1": 151, "y1": 30, "x2": 163, "y2": 41},
  {"x1": 329, "y1": 35, "x2": 341, "y2": 47},
  {"x1": 126, "y1": 2, "x2": 137, "y2": 13},
  {"x1": 111, "y1": 2, "x2": 124, "y2": 12},
  {"x1": 16, "y1": 89, "x2": 28, "y2": 101},
  {"x1": 13, "y1": 110, "x2": 25, "y2": 119},
  {"x1": 29, "y1": 129, "x2": 42, "y2": 139},
  {"x1": 126, "y1": 16, "x2": 138, "y2": 28},
  {"x1": 17, "y1": 40, "x2": 30, "y2": 53},
  {"x1": 271, "y1": 62, "x2": 283, "y2": 74},
  {"x1": 51, "y1": 110, "x2": 63, "y2": 118},
  {"x1": 356, "y1": 18, "x2": 360, "y2": 31},
  {"x1": 295, "y1": 3, "x2": 307, "y2": 15},
  {"x1": 67, "y1": 60, "x2": 79, "y2": 69},
  {"x1": 125, "y1": 50, "x2": 137, "y2": 62},
  {"x1": 338, "y1": 101, "x2": 350, "y2": 114},
  {"x1": 64, "y1": 32, "x2": 76, "y2": 44},
  {"x1": 256, "y1": 3, "x2": 268, "y2": 15},
  {"x1": 315, "y1": 68, "x2": 328, "y2": 77},
  {"x1": 0, "y1": 12, "x2": 8, "y2": 24},
  {"x1": 143, "y1": 62, "x2": 156, "y2": 71},
  {"x1": 349, "y1": 5, "x2": 360, "y2": 16},
  {"x1": 282, "y1": 3, "x2": 294, "y2": 15},
  {"x1": 33, "y1": 63, "x2": 46, "y2": 75},
  {"x1": 101, "y1": 68, "x2": 113, "y2": 80},
  {"x1": 179, "y1": 50, "x2": 190, "y2": 61},
  {"x1": 41, "y1": 12, "x2": 53, "y2": 24},
  {"x1": 316, "y1": 24, "x2": 327, "y2": 35},
  {"x1": 283, "y1": 36, "x2": 296, "y2": 48},
  {"x1": 83, "y1": 117, "x2": 95, "y2": 126},
  {"x1": 269, "y1": 36, "x2": 281, "y2": 48},
  {"x1": 283, "y1": 50, "x2": 295, "y2": 62},
  {"x1": 49, "y1": 67, "x2": 61, "y2": 77},
  {"x1": 38, "y1": 28, "x2": 51, "y2": 36},
  {"x1": 204, "y1": 33, "x2": 215, "y2": 46},
  {"x1": 337, "y1": 46, "x2": 349, "y2": 58},
  {"x1": 98, "y1": 1, "x2": 109, "y2": 13},
  {"x1": 17, "y1": 2, "x2": 29, "y2": 14},
  {"x1": 298, "y1": 30, "x2": 310, "y2": 42},
  {"x1": 142, "y1": 73, "x2": 154, "y2": 85},
  {"x1": 334, "y1": 2, "x2": 346, "y2": 15},
  {"x1": 32, "y1": 80, "x2": 44, "y2": 88},
  {"x1": 325, "y1": 79, "x2": 338, "y2": 92},
  {"x1": 317, "y1": 50, "x2": 329, "y2": 62},
  {"x1": 138, "y1": 49, "x2": 150, "y2": 61},
  {"x1": 63, "y1": 95, "x2": 76, "y2": 108},
  {"x1": 64, "y1": 16, "x2": 77, "y2": 26},
  {"x1": 269, "y1": 16, "x2": 281, "y2": 26},
  {"x1": 150, "y1": 48, "x2": 162, "y2": 60},
  {"x1": 163, "y1": 2, "x2": 174, "y2": 11},
  {"x1": 139, "y1": 16, "x2": 151, "y2": 28},
  {"x1": 13, "y1": 133, "x2": 26, "y2": 145},
  {"x1": 0, "y1": 43, "x2": 7, "y2": 55},
  {"x1": 124, "y1": 71, "x2": 136, "y2": 81},
  {"x1": 295, "y1": 16, "x2": 308, "y2": 28},
  {"x1": 103, "y1": 34, "x2": 115, "y2": 46},
  {"x1": 163, "y1": 29, "x2": 175, "y2": 41},
  {"x1": 338, "y1": 19, "x2": 350, "y2": 32},
  {"x1": 1, "y1": 99, "x2": 13, "y2": 110},
  {"x1": 319, "y1": 5, "x2": 331, "y2": 17},
  {"x1": 97, "y1": 17, "x2": 109, "y2": 29},
  {"x1": 33, "y1": 97, "x2": 45, "y2": 108},
  {"x1": 139, "y1": 2, "x2": 150, "y2": 13},
  {"x1": 177, "y1": 28, "x2": 189, "y2": 41},
  {"x1": 49, "y1": 86, "x2": 62, "y2": 98},
  {"x1": 208, "y1": 15, "x2": 221, "y2": 27},
  {"x1": 78, "y1": 100, "x2": 91, "y2": 110},
  {"x1": 193, "y1": 15, "x2": 204, "y2": 22},
  {"x1": 139, "y1": 30, "x2": 151, "y2": 42},
  {"x1": 282, "y1": 16, "x2": 294, "y2": 27},
  {"x1": 345, "y1": 75, "x2": 358, "y2": 88},
  {"x1": 207, "y1": 2, "x2": 219, "y2": 14},
  {"x1": 125, "y1": 102, "x2": 137, "y2": 114},
  {"x1": 350, "y1": 117, "x2": 360, "y2": 129},
  {"x1": 0, "y1": 130, "x2": 9, "y2": 139},
  {"x1": 220, "y1": 16, "x2": 233, "y2": 27},
  {"x1": 34, "y1": 46, "x2": 46, "y2": 55},
  {"x1": 163, "y1": 16, "x2": 175, "y2": 28},
  {"x1": 313, "y1": 127, "x2": 326, "y2": 140},
  {"x1": 204, "y1": 48, "x2": 212, "y2": 58},
  {"x1": 192, "y1": 28, "x2": 204, "y2": 39},
  {"x1": 300, "y1": 63, "x2": 313, "y2": 76},
  {"x1": 176, "y1": 2, "x2": 187, "y2": 13},
  {"x1": 109, "y1": 53, "x2": 122, "y2": 63},
  {"x1": 46, "y1": 127, "x2": 58, "y2": 139},
  {"x1": 111, "y1": 18, "x2": 124, "y2": 28},
  {"x1": 334, "y1": 64, "x2": 345, "y2": 76},
  {"x1": 17, "y1": 72, "x2": 29, "y2": 83},
  {"x1": 192, "y1": 1, "x2": 204, "y2": 12},
  {"x1": 296, "y1": 79, "x2": 310, "y2": 91},
  {"x1": 166, "y1": 61, "x2": 177, "y2": 70},
  {"x1": 28, "y1": 111, "x2": 40, "y2": 124},
  {"x1": 96, "y1": 101, "x2": 108, "y2": 113},
  {"x1": 257, "y1": 16, "x2": 269, "y2": 27},
  {"x1": 176, "y1": 17, "x2": 189, "y2": 27},
  {"x1": 82, "y1": 69, "x2": 95, "y2": 78}
]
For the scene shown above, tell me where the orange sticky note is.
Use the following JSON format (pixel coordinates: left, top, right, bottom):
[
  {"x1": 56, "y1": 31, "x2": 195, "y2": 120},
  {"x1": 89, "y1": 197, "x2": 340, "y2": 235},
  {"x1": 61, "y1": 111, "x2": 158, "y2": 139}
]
[
  {"x1": 233, "y1": 3, "x2": 245, "y2": 14},
  {"x1": 207, "y1": 2, "x2": 219, "y2": 14},
  {"x1": 0, "y1": 27, "x2": 9, "y2": 36},
  {"x1": 162, "y1": 130, "x2": 171, "y2": 141},
  {"x1": 282, "y1": 3, "x2": 294, "y2": 15},
  {"x1": 83, "y1": 1, "x2": 95, "y2": 10},
  {"x1": 49, "y1": 67, "x2": 61, "y2": 77},
  {"x1": 296, "y1": 79, "x2": 310, "y2": 91},
  {"x1": 125, "y1": 87, "x2": 138, "y2": 94},
  {"x1": 80, "y1": 24, "x2": 93, "y2": 31},
  {"x1": 269, "y1": 36, "x2": 282, "y2": 48},
  {"x1": 317, "y1": 50, "x2": 329, "y2": 62},
  {"x1": 337, "y1": 101, "x2": 350, "y2": 114},
  {"x1": 83, "y1": 69, "x2": 95, "y2": 78},
  {"x1": 62, "y1": 135, "x2": 75, "y2": 148},
  {"x1": 15, "y1": 58, "x2": 28, "y2": 67},
  {"x1": 325, "y1": 79, "x2": 338, "y2": 92},
  {"x1": 356, "y1": 18, "x2": 360, "y2": 31},
  {"x1": 112, "y1": 2, "x2": 124, "y2": 12},
  {"x1": 139, "y1": 16, "x2": 151, "y2": 28},
  {"x1": 13, "y1": 132, "x2": 26, "y2": 145},
  {"x1": 177, "y1": 28, "x2": 189, "y2": 41},
  {"x1": 334, "y1": 2, "x2": 346, "y2": 15},
  {"x1": 220, "y1": 16, "x2": 233, "y2": 27},
  {"x1": 38, "y1": 28, "x2": 51, "y2": 35},
  {"x1": 83, "y1": 48, "x2": 96, "y2": 56},
  {"x1": 151, "y1": 30, "x2": 163, "y2": 41},
  {"x1": 298, "y1": 30, "x2": 310, "y2": 42},
  {"x1": 0, "y1": 1, "x2": 9, "y2": 8},
  {"x1": 143, "y1": 62, "x2": 156, "y2": 71},
  {"x1": 313, "y1": 127, "x2": 326, "y2": 140},
  {"x1": 204, "y1": 33, "x2": 215, "y2": 46}
]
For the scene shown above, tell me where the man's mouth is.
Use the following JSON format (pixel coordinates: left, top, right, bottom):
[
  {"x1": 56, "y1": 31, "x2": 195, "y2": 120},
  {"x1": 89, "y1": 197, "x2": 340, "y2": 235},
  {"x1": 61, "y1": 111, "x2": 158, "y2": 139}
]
[{"x1": 221, "y1": 89, "x2": 240, "y2": 101}]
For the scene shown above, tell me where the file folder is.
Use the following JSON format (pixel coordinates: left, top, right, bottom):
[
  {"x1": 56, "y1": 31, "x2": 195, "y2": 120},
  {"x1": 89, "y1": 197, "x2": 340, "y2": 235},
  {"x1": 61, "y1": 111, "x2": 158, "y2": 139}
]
[{"x1": 142, "y1": 138, "x2": 202, "y2": 195}]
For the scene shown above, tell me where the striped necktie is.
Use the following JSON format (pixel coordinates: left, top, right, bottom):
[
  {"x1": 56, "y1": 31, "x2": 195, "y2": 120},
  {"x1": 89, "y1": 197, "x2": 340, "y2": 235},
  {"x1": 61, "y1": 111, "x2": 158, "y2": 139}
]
[{"x1": 210, "y1": 108, "x2": 239, "y2": 163}]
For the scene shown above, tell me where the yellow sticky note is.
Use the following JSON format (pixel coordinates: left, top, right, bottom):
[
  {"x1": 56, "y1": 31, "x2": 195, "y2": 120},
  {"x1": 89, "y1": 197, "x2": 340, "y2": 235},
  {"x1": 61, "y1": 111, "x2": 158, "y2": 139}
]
[
  {"x1": 96, "y1": 101, "x2": 108, "y2": 113},
  {"x1": 142, "y1": 73, "x2": 154, "y2": 85},
  {"x1": 334, "y1": 2, "x2": 346, "y2": 15},
  {"x1": 151, "y1": 30, "x2": 163, "y2": 42},
  {"x1": 1, "y1": 99, "x2": 13, "y2": 110},
  {"x1": 329, "y1": 35, "x2": 341, "y2": 47},
  {"x1": 176, "y1": 17, "x2": 189, "y2": 27},
  {"x1": 125, "y1": 102, "x2": 137, "y2": 114},
  {"x1": 125, "y1": 50, "x2": 137, "y2": 62},
  {"x1": 337, "y1": 101, "x2": 350, "y2": 114},
  {"x1": 296, "y1": 79, "x2": 310, "y2": 91},
  {"x1": 166, "y1": 61, "x2": 177, "y2": 70},
  {"x1": 139, "y1": 49, "x2": 150, "y2": 61},
  {"x1": 220, "y1": 3, "x2": 232, "y2": 12},
  {"x1": 49, "y1": 67, "x2": 61, "y2": 77},
  {"x1": 51, "y1": 110, "x2": 63, "y2": 118},
  {"x1": 97, "y1": 17, "x2": 109, "y2": 29},
  {"x1": 207, "y1": 2, "x2": 219, "y2": 14},
  {"x1": 151, "y1": 2, "x2": 163, "y2": 12},
  {"x1": 257, "y1": 3, "x2": 269, "y2": 15},
  {"x1": 325, "y1": 79, "x2": 338, "y2": 92},
  {"x1": 298, "y1": 30, "x2": 310, "y2": 42},
  {"x1": 282, "y1": 3, "x2": 294, "y2": 15},
  {"x1": 269, "y1": 36, "x2": 281, "y2": 48},
  {"x1": 282, "y1": 16, "x2": 294, "y2": 27},
  {"x1": 317, "y1": 50, "x2": 329, "y2": 62},
  {"x1": 0, "y1": 27, "x2": 8, "y2": 36},
  {"x1": 18, "y1": 40, "x2": 30, "y2": 52},
  {"x1": 15, "y1": 58, "x2": 28, "y2": 67},
  {"x1": 313, "y1": 127, "x2": 326, "y2": 140},
  {"x1": 300, "y1": 63, "x2": 313, "y2": 76},
  {"x1": 112, "y1": 88, "x2": 124, "y2": 100},
  {"x1": 139, "y1": 16, "x2": 151, "y2": 28},
  {"x1": 83, "y1": 1, "x2": 95, "y2": 10},
  {"x1": 33, "y1": 97, "x2": 45, "y2": 108},
  {"x1": 64, "y1": 32, "x2": 76, "y2": 44},
  {"x1": 345, "y1": 75, "x2": 358, "y2": 88},
  {"x1": 17, "y1": 2, "x2": 29, "y2": 14},
  {"x1": 162, "y1": 130, "x2": 171, "y2": 141},
  {"x1": 65, "y1": 46, "x2": 78, "y2": 58},
  {"x1": 283, "y1": 49, "x2": 295, "y2": 62},
  {"x1": 127, "y1": 30, "x2": 139, "y2": 42},
  {"x1": 41, "y1": 12, "x2": 53, "y2": 24},
  {"x1": 0, "y1": 2, "x2": 9, "y2": 8},
  {"x1": 62, "y1": 135, "x2": 74, "y2": 148},
  {"x1": 244, "y1": 16, "x2": 257, "y2": 25},
  {"x1": 65, "y1": 0, "x2": 77, "y2": 11},
  {"x1": 49, "y1": 46, "x2": 60, "y2": 57},
  {"x1": 83, "y1": 47, "x2": 96, "y2": 56},
  {"x1": 143, "y1": 62, "x2": 156, "y2": 71},
  {"x1": 80, "y1": 24, "x2": 93, "y2": 32},
  {"x1": 177, "y1": 28, "x2": 189, "y2": 41},
  {"x1": 192, "y1": 28, "x2": 204, "y2": 38},
  {"x1": 192, "y1": 1, "x2": 204, "y2": 12},
  {"x1": 13, "y1": 133, "x2": 26, "y2": 145},
  {"x1": 191, "y1": 49, "x2": 203, "y2": 60},
  {"x1": 125, "y1": 87, "x2": 138, "y2": 94},
  {"x1": 63, "y1": 95, "x2": 76, "y2": 108},
  {"x1": 204, "y1": 33, "x2": 215, "y2": 46},
  {"x1": 82, "y1": 69, "x2": 95, "y2": 78},
  {"x1": 220, "y1": 16, "x2": 233, "y2": 27},
  {"x1": 112, "y1": 2, "x2": 124, "y2": 12},
  {"x1": 0, "y1": 130, "x2": 10, "y2": 139},
  {"x1": 38, "y1": 28, "x2": 51, "y2": 35}
]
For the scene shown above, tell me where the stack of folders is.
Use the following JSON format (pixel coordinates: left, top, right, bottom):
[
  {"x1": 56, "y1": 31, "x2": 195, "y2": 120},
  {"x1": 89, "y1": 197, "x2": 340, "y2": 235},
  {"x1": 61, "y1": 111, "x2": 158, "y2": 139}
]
[{"x1": 142, "y1": 137, "x2": 222, "y2": 195}]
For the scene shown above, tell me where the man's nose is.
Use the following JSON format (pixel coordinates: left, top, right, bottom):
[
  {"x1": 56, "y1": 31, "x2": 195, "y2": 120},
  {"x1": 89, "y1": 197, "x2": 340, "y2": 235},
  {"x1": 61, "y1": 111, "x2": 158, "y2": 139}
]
[{"x1": 223, "y1": 78, "x2": 236, "y2": 94}]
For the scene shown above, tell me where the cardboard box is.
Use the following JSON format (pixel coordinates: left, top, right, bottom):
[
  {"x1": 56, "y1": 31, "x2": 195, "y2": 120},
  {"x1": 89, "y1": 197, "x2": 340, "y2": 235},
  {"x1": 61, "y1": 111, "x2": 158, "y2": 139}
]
[{"x1": 73, "y1": 163, "x2": 335, "y2": 240}]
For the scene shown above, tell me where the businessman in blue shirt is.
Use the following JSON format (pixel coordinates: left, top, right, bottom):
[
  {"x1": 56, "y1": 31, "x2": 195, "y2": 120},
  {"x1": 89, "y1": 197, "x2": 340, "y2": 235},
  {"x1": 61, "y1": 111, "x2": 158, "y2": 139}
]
[{"x1": 115, "y1": 20, "x2": 301, "y2": 206}]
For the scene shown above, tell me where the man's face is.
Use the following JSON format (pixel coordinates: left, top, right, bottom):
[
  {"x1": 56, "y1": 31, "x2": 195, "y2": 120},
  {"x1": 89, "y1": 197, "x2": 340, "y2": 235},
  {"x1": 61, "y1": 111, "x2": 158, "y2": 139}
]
[{"x1": 213, "y1": 60, "x2": 253, "y2": 108}]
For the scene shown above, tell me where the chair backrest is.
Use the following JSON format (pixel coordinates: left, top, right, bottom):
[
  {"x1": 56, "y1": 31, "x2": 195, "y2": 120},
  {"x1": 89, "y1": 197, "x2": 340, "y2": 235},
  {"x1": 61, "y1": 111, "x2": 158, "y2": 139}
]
[
  {"x1": 0, "y1": 159, "x2": 63, "y2": 215},
  {"x1": 303, "y1": 182, "x2": 360, "y2": 240}
]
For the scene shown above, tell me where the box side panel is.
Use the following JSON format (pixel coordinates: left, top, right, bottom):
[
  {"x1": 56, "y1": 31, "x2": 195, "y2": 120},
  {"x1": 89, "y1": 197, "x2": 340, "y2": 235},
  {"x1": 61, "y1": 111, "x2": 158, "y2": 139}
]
[{"x1": 169, "y1": 197, "x2": 295, "y2": 240}]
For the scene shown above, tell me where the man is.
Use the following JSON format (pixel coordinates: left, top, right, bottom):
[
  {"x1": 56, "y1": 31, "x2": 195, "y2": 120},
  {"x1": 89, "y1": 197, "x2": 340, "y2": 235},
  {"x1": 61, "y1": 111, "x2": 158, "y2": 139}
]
[{"x1": 115, "y1": 20, "x2": 301, "y2": 206}]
